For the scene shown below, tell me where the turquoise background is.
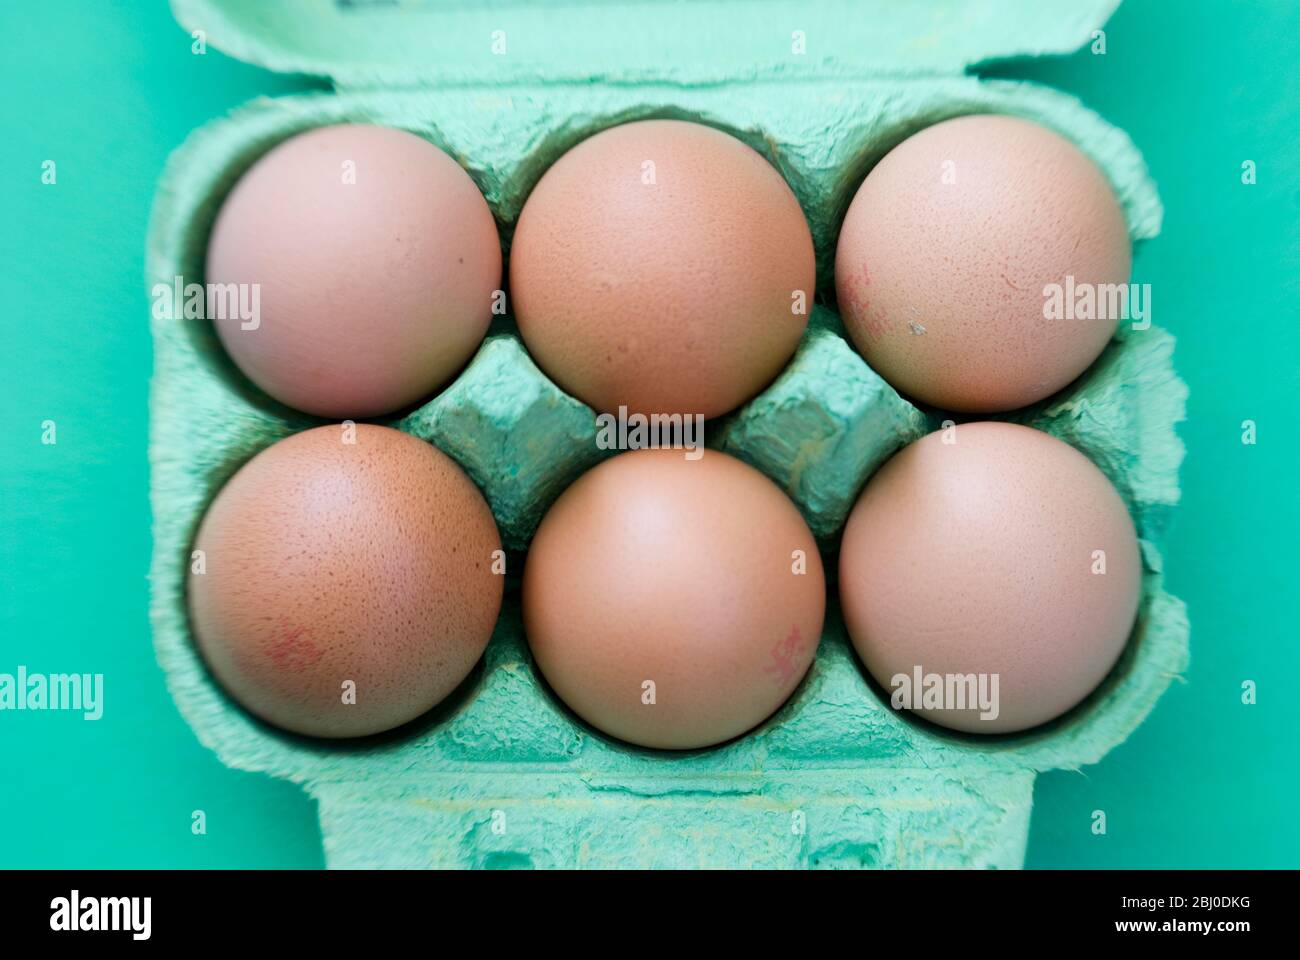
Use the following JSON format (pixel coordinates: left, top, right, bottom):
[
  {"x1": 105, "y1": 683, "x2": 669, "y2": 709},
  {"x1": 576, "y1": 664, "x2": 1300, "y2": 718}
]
[{"x1": 0, "y1": 0, "x2": 1295, "y2": 868}]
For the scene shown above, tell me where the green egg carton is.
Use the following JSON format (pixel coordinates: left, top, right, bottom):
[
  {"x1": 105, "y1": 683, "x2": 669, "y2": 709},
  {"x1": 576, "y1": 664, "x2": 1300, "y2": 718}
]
[{"x1": 149, "y1": 0, "x2": 1188, "y2": 868}]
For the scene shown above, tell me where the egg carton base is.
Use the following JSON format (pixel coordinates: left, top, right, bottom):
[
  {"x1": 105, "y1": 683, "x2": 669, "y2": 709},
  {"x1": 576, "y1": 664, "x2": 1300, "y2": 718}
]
[{"x1": 313, "y1": 767, "x2": 1035, "y2": 870}]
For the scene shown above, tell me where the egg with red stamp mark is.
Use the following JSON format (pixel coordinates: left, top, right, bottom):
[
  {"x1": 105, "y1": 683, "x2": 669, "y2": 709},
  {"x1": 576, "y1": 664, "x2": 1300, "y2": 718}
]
[
  {"x1": 835, "y1": 114, "x2": 1131, "y2": 412},
  {"x1": 522, "y1": 447, "x2": 825, "y2": 750},
  {"x1": 188, "y1": 424, "x2": 503, "y2": 738}
]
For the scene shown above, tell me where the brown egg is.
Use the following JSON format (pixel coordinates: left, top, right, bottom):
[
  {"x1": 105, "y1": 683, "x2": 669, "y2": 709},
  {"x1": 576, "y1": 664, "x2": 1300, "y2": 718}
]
[
  {"x1": 835, "y1": 114, "x2": 1131, "y2": 412},
  {"x1": 206, "y1": 124, "x2": 501, "y2": 418},
  {"x1": 523, "y1": 448, "x2": 825, "y2": 749},
  {"x1": 188, "y1": 424, "x2": 503, "y2": 738},
  {"x1": 839, "y1": 421, "x2": 1140, "y2": 734},
  {"x1": 510, "y1": 119, "x2": 816, "y2": 419}
]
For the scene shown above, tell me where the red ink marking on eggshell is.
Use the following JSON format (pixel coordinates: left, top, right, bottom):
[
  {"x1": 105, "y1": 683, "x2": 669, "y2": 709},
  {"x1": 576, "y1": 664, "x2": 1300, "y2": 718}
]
[
  {"x1": 864, "y1": 303, "x2": 891, "y2": 340},
  {"x1": 264, "y1": 616, "x2": 325, "y2": 672},
  {"x1": 764, "y1": 624, "x2": 806, "y2": 687}
]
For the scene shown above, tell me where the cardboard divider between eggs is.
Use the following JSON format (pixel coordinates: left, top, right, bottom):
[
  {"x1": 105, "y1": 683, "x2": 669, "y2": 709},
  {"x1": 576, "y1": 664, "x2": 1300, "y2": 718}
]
[{"x1": 149, "y1": 8, "x2": 1188, "y2": 867}]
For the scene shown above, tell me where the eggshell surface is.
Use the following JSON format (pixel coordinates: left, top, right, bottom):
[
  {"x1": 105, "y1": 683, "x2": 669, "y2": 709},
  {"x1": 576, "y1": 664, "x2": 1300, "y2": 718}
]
[
  {"x1": 839, "y1": 421, "x2": 1140, "y2": 734},
  {"x1": 523, "y1": 448, "x2": 825, "y2": 749},
  {"x1": 510, "y1": 119, "x2": 816, "y2": 419},
  {"x1": 206, "y1": 124, "x2": 501, "y2": 418},
  {"x1": 835, "y1": 114, "x2": 1131, "y2": 412},
  {"x1": 188, "y1": 424, "x2": 503, "y2": 738}
]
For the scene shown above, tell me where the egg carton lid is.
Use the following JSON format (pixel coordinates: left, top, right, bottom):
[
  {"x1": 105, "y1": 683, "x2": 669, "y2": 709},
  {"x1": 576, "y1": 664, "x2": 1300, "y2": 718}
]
[{"x1": 171, "y1": 0, "x2": 1120, "y2": 89}]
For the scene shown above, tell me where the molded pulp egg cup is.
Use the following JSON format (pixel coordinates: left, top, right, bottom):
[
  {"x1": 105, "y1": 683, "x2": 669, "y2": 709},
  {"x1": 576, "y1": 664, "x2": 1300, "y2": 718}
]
[{"x1": 148, "y1": 0, "x2": 1188, "y2": 868}]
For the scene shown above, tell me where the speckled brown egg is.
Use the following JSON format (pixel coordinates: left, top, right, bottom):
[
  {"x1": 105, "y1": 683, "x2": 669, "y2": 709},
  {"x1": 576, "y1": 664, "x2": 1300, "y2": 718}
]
[
  {"x1": 188, "y1": 424, "x2": 502, "y2": 738},
  {"x1": 839, "y1": 421, "x2": 1140, "y2": 734},
  {"x1": 522, "y1": 448, "x2": 825, "y2": 750},
  {"x1": 835, "y1": 114, "x2": 1131, "y2": 412},
  {"x1": 206, "y1": 124, "x2": 501, "y2": 419},
  {"x1": 510, "y1": 119, "x2": 816, "y2": 419}
]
